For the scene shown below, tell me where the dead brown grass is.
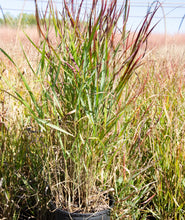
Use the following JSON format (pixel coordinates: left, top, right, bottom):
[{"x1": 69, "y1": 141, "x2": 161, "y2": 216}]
[
  {"x1": 0, "y1": 26, "x2": 40, "y2": 66},
  {"x1": 148, "y1": 33, "x2": 185, "y2": 48},
  {"x1": 0, "y1": 26, "x2": 42, "y2": 128},
  {"x1": 0, "y1": 26, "x2": 40, "y2": 48},
  {"x1": 1, "y1": 26, "x2": 185, "y2": 59}
]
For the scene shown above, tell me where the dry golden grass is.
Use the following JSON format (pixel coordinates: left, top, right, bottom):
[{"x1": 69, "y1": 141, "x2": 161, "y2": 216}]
[
  {"x1": 1, "y1": 26, "x2": 185, "y2": 62},
  {"x1": 0, "y1": 26, "x2": 40, "y2": 66},
  {"x1": 0, "y1": 27, "x2": 41, "y2": 128},
  {"x1": 148, "y1": 33, "x2": 185, "y2": 48}
]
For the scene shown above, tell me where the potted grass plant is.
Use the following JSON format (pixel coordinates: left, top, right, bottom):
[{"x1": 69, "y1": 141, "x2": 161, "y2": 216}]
[{"x1": 0, "y1": 0, "x2": 160, "y2": 219}]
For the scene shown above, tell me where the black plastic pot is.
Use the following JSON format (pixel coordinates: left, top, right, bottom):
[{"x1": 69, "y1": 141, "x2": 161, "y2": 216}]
[{"x1": 49, "y1": 195, "x2": 114, "y2": 220}]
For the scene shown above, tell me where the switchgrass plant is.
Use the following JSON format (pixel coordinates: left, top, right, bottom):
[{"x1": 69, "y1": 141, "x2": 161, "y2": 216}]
[
  {"x1": 1, "y1": 0, "x2": 184, "y2": 219},
  {"x1": 1, "y1": 0, "x2": 160, "y2": 213},
  {"x1": 6, "y1": 0, "x2": 160, "y2": 213}
]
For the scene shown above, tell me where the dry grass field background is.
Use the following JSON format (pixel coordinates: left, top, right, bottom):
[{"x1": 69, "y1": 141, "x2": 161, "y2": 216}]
[
  {"x1": 0, "y1": 27, "x2": 40, "y2": 67},
  {"x1": 1, "y1": 26, "x2": 185, "y2": 66}
]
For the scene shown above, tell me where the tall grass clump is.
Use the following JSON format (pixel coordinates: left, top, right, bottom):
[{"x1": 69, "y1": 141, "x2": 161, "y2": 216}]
[{"x1": 0, "y1": 0, "x2": 169, "y2": 219}]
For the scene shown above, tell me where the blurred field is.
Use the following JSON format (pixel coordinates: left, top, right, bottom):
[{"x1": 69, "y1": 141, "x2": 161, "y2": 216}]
[
  {"x1": 148, "y1": 33, "x2": 185, "y2": 48},
  {"x1": 1, "y1": 26, "x2": 185, "y2": 54},
  {"x1": 0, "y1": 27, "x2": 40, "y2": 66},
  {"x1": 0, "y1": 27, "x2": 185, "y2": 74},
  {"x1": 1, "y1": 26, "x2": 185, "y2": 63}
]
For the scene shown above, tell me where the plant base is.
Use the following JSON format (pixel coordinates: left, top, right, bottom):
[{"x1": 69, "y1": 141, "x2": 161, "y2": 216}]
[{"x1": 49, "y1": 196, "x2": 114, "y2": 220}]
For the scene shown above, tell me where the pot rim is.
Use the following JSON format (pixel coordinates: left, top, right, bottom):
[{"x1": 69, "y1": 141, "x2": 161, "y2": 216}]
[{"x1": 49, "y1": 194, "x2": 114, "y2": 217}]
